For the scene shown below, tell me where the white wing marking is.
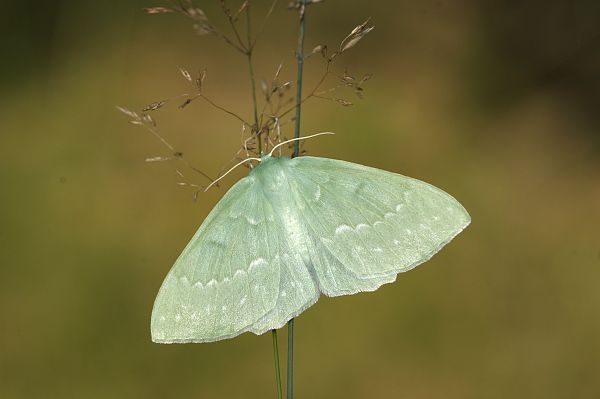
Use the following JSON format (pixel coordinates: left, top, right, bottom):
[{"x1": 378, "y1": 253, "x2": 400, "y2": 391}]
[
  {"x1": 249, "y1": 257, "x2": 267, "y2": 271},
  {"x1": 335, "y1": 224, "x2": 353, "y2": 235}
]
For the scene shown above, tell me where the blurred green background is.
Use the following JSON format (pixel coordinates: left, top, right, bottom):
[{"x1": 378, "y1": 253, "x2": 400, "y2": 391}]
[{"x1": 1, "y1": 0, "x2": 599, "y2": 398}]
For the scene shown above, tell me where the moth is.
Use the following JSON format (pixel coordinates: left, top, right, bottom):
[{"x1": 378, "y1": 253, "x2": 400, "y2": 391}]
[{"x1": 151, "y1": 134, "x2": 470, "y2": 343}]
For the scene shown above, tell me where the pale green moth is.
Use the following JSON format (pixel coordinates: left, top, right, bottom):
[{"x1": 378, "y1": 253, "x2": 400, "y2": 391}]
[{"x1": 151, "y1": 134, "x2": 470, "y2": 343}]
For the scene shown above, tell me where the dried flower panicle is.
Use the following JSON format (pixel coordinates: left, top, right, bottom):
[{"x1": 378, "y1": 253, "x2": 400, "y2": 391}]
[{"x1": 123, "y1": 0, "x2": 374, "y2": 197}]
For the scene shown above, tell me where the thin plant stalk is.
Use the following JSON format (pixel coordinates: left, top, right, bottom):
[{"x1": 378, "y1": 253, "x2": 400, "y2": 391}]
[
  {"x1": 288, "y1": 2, "x2": 308, "y2": 398},
  {"x1": 245, "y1": 4, "x2": 262, "y2": 154},
  {"x1": 287, "y1": 318, "x2": 295, "y2": 399},
  {"x1": 292, "y1": 1, "x2": 307, "y2": 157},
  {"x1": 272, "y1": 329, "x2": 283, "y2": 399}
]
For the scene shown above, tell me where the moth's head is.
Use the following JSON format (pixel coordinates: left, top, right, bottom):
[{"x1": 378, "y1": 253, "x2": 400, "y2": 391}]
[
  {"x1": 250, "y1": 155, "x2": 291, "y2": 190},
  {"x1": 259, "y1": 153, "x2": 274, "y2": 163},
  {"x1": 252, "y1": 154, "x2": 290, "y2": 172}
]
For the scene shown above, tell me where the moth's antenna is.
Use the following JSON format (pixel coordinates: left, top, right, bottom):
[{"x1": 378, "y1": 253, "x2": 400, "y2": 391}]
[
  {"x1": 204, "y1": 157, "x2": 261, "y2": 192},
  {"x1": 269, "y1": 132, "x2": 335, "y2": 157}
]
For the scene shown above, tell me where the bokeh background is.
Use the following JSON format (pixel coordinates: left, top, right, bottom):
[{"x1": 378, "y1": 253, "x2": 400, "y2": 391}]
[{"x1": 1, "y1": 0, "x2": 599, "y2": 398}]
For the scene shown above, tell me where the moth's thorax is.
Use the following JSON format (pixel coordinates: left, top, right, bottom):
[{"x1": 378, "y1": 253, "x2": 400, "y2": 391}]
[
  {"x1": 250, "y1": 155, "x2": 307, "y2": 256},
  {"x1": 250, "y1": 155, "x2": 292, "y2": 192}
]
